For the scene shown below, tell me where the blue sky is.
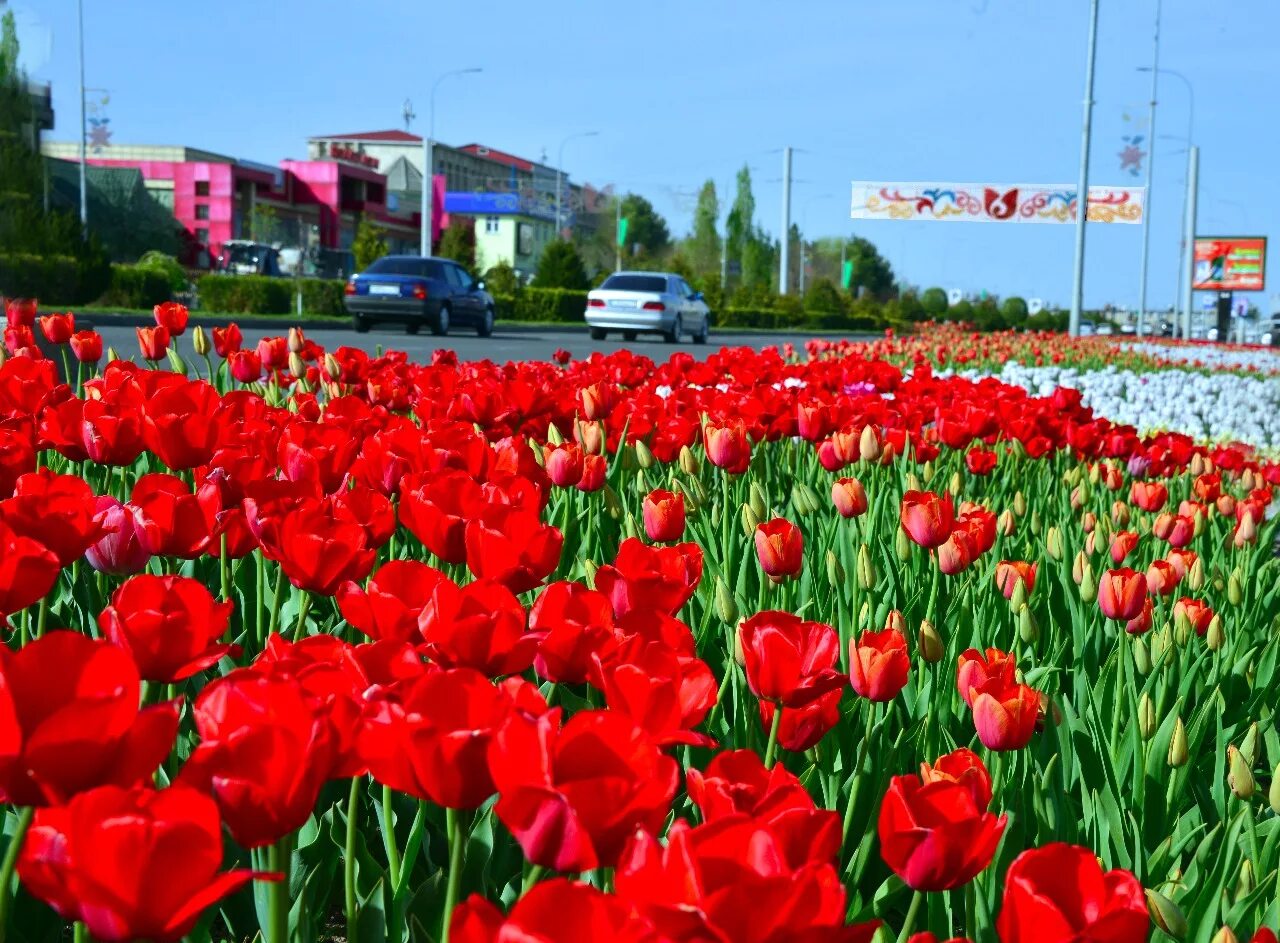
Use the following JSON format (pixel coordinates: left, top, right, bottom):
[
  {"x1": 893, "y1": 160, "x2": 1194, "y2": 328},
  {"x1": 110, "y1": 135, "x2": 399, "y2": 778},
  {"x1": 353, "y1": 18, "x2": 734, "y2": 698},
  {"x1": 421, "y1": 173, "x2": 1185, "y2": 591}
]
[{"x1": 13, "y1": 0, "x2": 1278, "y2": 311}]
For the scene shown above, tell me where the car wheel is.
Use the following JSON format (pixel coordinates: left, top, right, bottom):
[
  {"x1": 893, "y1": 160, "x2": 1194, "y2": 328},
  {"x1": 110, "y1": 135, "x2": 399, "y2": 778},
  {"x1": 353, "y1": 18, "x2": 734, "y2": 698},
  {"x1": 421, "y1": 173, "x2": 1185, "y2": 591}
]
[
  {"x1": 664, "y1": 315, "x2": 682, "y2": 344},
  {"x1": 476, "y1": 306, "x2": 495, "y2": 337},
  {"x1": 693, "y1": 318, "x2": 709, "y2": 345},
  {"x1": 622, "y1": 330, "x2": 638, "y2": 342},
  {"x1": 353, "y1": 314, "x2": 371, "y2": 334},
  {"x1": 405, "y1": 321, "x2": 420, "y2": 336},
  {"x1": 589, "y1": 327, "x2": 607, "y2": 340},
  {"x1": 432, "y1": 305, "x2": 450, "y2": 336}
]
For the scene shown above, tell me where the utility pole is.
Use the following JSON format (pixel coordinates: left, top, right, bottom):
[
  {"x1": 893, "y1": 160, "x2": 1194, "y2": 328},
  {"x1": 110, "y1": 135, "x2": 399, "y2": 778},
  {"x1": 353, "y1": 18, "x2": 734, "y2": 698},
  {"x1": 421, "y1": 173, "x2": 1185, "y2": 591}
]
[
  {"x1": 779, "y1": 146, "x2": 792, "y2": 294},
  {"x1": 1068, "y1": 0, "x2": 1100, "y2": 337},
  {"x1": 421, "y1": 68, "x2": 482, "y2": 256},
  {"x1": 76, "y1": 0, "x2": 88, "y2": 235},
  {"x1": 1136, "y1": 0, "x2": 1160, "y2": 338},
  {"x1": 615, "y1": 197, "x2": 622, "y2": 272},
  {"x1": 1181, "y1": 145, "x2": 1199, "y2": 339}
]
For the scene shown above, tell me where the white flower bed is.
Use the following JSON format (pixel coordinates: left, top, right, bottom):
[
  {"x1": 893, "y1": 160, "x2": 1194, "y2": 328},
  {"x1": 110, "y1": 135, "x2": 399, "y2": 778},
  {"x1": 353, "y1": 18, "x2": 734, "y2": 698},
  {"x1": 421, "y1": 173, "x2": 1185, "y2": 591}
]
[
  {"x1": 1119, "y1": 341, "x2": 1280, "y2": 375},
  {"x1": 951, "y1": 362, "x2": 1280, "y2": 452}
]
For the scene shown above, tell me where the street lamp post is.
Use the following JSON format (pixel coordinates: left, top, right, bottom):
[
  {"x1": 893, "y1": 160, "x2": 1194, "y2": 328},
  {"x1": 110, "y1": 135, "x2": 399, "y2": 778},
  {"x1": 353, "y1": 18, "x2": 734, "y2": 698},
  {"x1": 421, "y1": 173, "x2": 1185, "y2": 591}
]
[
  {"x1": 1068, "y1": 0, "x2": 1101, "y2": 337},
  {"x1": 1140, "y1": 65, "x2": 1195, "y2": 333},
  {"x1": 420, "y1": 67, "x2": 482, "y2": 257},
  {"x1": 556, "y1": 131, "x2": 599, "y2": 241},
  {"x1": 76, "y1": 0, "x2": 88, "y2": 234},
  {"x1": 1134, "y1": 0, "x2": 1161, "y2": 339}
]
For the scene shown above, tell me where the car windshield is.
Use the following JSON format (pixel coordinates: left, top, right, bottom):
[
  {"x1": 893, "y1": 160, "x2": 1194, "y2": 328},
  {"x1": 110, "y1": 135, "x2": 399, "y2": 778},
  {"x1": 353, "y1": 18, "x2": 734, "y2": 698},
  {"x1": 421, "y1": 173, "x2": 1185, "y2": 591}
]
[
  {"x1": 601, "y1": 274, "x2": 667, "y2": 293},
  {"x1": 364, "y1": 257, "x2": 442, "y2": 277},
  {"x1": 223, "y1": 245, "x2": 266, "y2": 267}
]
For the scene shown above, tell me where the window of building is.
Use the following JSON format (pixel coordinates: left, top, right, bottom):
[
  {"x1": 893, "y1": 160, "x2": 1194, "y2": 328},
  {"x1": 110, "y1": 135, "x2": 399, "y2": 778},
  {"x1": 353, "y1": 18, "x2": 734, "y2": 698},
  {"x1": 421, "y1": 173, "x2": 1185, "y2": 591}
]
[
  {"x1": 195, "y1": 204, "x2": 209, "y2": 220},
  {"x1": 485, "y1": 216, "x2": 500, "y2": 234},
  {"x1": 195, "y1": 181, "x2": 210, "y2": 197},
  {"x1": 195, "y1": 227, "x2": 209, "y2": 244}
]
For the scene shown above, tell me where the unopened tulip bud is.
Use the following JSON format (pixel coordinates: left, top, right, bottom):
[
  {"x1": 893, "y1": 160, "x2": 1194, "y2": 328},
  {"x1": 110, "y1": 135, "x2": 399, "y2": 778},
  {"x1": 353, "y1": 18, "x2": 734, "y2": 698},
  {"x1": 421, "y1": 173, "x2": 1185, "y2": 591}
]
[
  {"x1": 749, "y1": 483, "x2": 768, "y2": 523},
  {"x1": 826, "y1": 550, "x2": 844, "y2": 588},
  {"x1": 166, "y1": 348, "x2": 188, "y2": 377},
  {"x1": 1088, "y1": 463, "x2": 1101, "y2": 485},
  {"x1": 1228, "y1": 745, "x2": 1255, "y2": 799},
  {"x1": 1009, "y1": 579, "x2": 1028, "y2": 612},
  {"x1": 1079, "y1": 563, "x2": 1097, "y2": 603},
  {"x1": 859, "y1": 424, "x2": 882, "y2": 461},
  {"x1": 1145, "y1": 889, "x2": 1187, "y2": 939},
  {"x1": 0, "y1": 348, "x2": 6, "y2": 367},
  {"x1": 948, "y1": 471, "x2": 962, "y2": 497},
  {"x1": 1138, "y1": 693, "x2": 1156, "y2": 740},
  {"x1": 324, "y1": 353, "x2": 342, "y2": 381},
  {"x1": 1046, "y1": 526, "x2": 1064, "y2": 560},
  {"x1": 191, "y1": 325, "x2": 210, "y2": 356},
  {"x1": 997, "y1": 508, "x2": 1015, "y2": 537},
  {"x1": 582, "y1": 558, "x2": 598, "y2": 589},
  {"x1": 919, "y1": 619, "x2": 944, "y2": 663},
  {"x1": 858, "y1": 600, "x2": 871, "y2": 627},
  {"x1": 1269, "y1": 766, "x2": 1280, "y2": 814},
  {"x1": 1206, "y1": 616, "x2": 1225, "y2": 652},
  {"x1": 733, "y1": 622, "x2": 746, "y2": 666},
  {"x1": 1013, "y1": 491, "x2": 1027, "y2": 516},
  {"x1": 741, "y1": 503, "x2": 760, "y2": 536},
  {"x1": 1029, "y1": 510, "x2": 1042, "y2": 537},
  {"x1": 1242, "y1": 723, "x2": 1261, "y2": 768},
  {"x1": 790, "y1": 484, "x2": 812, "y2": 516},
  {"x1": 546, "y1": 422, "x2": 564, "y2": 445},
  {"x1": 1071, "y1": 551, "x2": 1088, "y2": 585},
  {"x1": 622, "y1": 513, "x2": 640, "y2": 541},
  {"x1": 1093, "y1": 512, "x2": 1111, "y2": 540},
  {"x1": 715, "y1": 578, "x2": 738, "y2": 624},
  {"x1": 895, "y1": 527, "x2": 912, "y2": 562},
  {"x1": 921, "y1": 460, "x2": 935, "y2": 484},
  {"x1": 1174, "y1": 614, "x2": 1193, "y2": 647},
  {"x1": 1187, "y1": 558, "x2": 1205, "y2": 591},
  {"x1": 1228, "y1": 570, "x2": 1244, "y2": 606},
  {"x1": 678, "y1": 445, "x2": 700, "y2": 476},
  {"x1": 1111, "y1": 500, "x2": 1129, "y2": 527},
  {"x1": 1082, "y1": 511, "x2": 1097, "y2": 533},
  {"x1": 1241, "y1": 468, "x2": 1256, "y2": 492},
  {"x1": 287, "y1": 351, "x2": 306, "y2": 379},
  {"x1": 1134, "y1": 636, "x2": 1152, "y2": 676},
  {"x1": 686, "y1": 476, "x2": 708, "y2": 507},
  {"x1": 287, "y1": 326, "x2": 304, "y2": 353},
  {"x1": 1077, "y1": 480, "x2": 1091, "y2": 505},
  {"x1": 1017, "y1": 604, "x2": 1037, "y2": 644},
  {"x1": 1173, "y1": 605, "x2": 1191, "y2": 638},
  {"x1": 602, "y1": 484, "x2": 621, "y2": 518},
  {"x1": 1236, "y1": 859, "x2": 1254, "y2": 901},
  {"x1": 1212, "y1": 926, "x2": 1240, "y2": 943},
  {"x1": 883, "y1": 609, "x2": 905, "y2": 634},
  {"x1": 905, "y1": 472, "x2": 922, "y2": 493},
  {"x1": 1190, "y1": 453, "x2": 1206, "y2": 477},
  {"x1": 1084, "y1": 532, "x2": 1098, "y2": 556},
  {"x1": 856, "y1": 545, "x2": 876, "y2": 590},
  {"x1": 634, "y1": 439, "x2": 655, "y2": 469},
  {"x1": 1168, "y1": 717, "x2": 1189, "y2": 767},
  {"x1": 106, "y1": 346, "x2": 119, "y2": 362}
]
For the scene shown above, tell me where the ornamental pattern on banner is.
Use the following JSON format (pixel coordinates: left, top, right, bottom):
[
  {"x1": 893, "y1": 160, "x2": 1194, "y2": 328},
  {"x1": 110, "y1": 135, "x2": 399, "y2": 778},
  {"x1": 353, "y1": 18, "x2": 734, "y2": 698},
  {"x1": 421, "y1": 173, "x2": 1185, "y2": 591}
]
[{"x1": 850, "y1": 183, "x2": 1145, "y2": 224}]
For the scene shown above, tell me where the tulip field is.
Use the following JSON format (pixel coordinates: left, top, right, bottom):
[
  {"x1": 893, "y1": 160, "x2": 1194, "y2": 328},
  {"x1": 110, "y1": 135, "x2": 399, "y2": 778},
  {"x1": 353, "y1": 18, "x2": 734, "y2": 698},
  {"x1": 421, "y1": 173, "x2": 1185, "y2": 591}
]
[{"x1": 1, "y1": 298, "x2": 1279, "y2": 943}]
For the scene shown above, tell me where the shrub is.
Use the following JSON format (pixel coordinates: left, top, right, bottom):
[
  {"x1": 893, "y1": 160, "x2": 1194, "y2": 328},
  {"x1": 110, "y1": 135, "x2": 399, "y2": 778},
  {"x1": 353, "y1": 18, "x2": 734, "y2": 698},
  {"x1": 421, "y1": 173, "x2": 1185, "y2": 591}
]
[
  {"x1": 532, "y1": 241, "x2": 589, "y2": 291},
  {"x1": 921, "y1": 287, "x2": 948, "y2": 318},
  {"x1": 482, "y1": 261, "x2": 520, "y2": 297},
  {"x1": 1001, "y1": 296, "x2": 1029, "y2": 327},
  {"x1": 97, "y1": 264, "x2": 172, "y2": 309},
  {"x1": 195, "y1": 274, "x2": 292, "y2": 315},
  {"x1": 803, "y1": 278, "x2": 846, "y2": 315},
  {"x1": 135, "y1": 251, "x2": 189, "y2": 294},
  {"x1": 298, "y1": 279, "x2": 346, "y2": 317},
  {"x1": 0, "y1": 253, "x2": 110, "y2": 306},
  {"x1": 493, "y1": 288, "x2": 588, "y2": 323}
]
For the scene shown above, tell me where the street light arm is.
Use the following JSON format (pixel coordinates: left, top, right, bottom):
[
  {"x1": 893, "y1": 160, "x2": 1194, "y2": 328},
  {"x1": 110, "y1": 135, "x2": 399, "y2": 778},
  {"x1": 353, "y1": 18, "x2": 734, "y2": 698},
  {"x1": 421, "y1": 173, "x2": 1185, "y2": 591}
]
[{"x1": 421, "y1": 67, "x2": 482, "y2": 256}]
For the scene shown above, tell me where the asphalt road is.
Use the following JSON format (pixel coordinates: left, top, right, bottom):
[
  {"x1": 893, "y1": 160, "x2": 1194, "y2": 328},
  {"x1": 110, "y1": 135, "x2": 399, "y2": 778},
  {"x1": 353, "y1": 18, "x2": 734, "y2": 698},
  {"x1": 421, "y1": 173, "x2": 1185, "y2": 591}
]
[{"x1": 83, "y1": 321, "x2": 868, "y2": 365}]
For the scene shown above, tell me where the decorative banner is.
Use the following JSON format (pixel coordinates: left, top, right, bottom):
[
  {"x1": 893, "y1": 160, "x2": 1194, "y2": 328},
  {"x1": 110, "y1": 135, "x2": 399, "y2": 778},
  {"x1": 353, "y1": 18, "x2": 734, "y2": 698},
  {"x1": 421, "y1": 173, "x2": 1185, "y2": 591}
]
[
  {"x1": 1119, "y1": 106, "x2": 1148, "y2": 178},
  {"x1": 1193, "y1": 236, "x2": 1267, "y2": 292},
  {"x1": 850, "y1": 183, "x2": 1145, "y2": 224}
]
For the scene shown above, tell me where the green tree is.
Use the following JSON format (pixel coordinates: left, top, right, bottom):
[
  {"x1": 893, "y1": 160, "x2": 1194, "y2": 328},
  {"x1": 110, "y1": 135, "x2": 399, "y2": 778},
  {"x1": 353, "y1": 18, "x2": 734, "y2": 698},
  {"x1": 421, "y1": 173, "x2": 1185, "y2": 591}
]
[
  {"x1": 921, "y1": 286, "x2": 948, "y2": 318},
  {"x1": 803, "y1": 277, "x2": 845, "y2": 314},
  {"x1": 532, "y1": 239, "x2": 589, "y2": 290},
  {"x1": 619, "y1": 193, "x2": 669, "y2": 258},
  {"x1": 846, "y1": 237, "x2": 896, "y2": 299},
  {"x1": 1001, "y1": 295, "x2": 1029, "y2": 326},
  {"x1": 742, "y1": 226, "x2": 775, "y2": 292},
  {"x1": 437, "y1": 218, "x2": 476, "y2": 272},
  {"x1": 482, "y1": 260, "x2": 520, "y2": 296},
  {"x1": 685, "y1": 180, "x2": 721, "y2": 277},
  {"x1": 724, "y1": 165, "x2": 755, "y2": 273},
  {"x1": 0, "y1": 11, "x2": 18, "y2": 81},
  {"x1": 351, "y1": 215, "x2": 388, "y2": 270}
]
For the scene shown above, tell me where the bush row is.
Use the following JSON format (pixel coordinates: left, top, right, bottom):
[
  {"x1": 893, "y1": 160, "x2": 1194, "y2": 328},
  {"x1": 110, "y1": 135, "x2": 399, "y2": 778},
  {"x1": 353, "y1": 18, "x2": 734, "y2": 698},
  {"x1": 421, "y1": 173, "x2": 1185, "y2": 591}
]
[
  {"x1": 96, "y1": 264, "x2": 173, "y2": 310},
  {"x1": 193, "y1": 275, "x2": 346, "y2": 317},
  {"x1": 0, "y1": 253, "x2": 111, "y2": 306}
]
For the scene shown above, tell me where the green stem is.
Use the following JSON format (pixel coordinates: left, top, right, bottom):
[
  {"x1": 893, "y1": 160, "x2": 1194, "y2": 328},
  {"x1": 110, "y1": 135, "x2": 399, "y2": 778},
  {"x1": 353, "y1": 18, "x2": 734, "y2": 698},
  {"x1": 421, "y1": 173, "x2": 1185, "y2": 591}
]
[
  {"x1": 73, "y1": 922, "x2": 87, "y2": 943},
  {"x1": 0, "y1": 807, "x2": 34, "y2": 943},
  {"x1": 763, "y1": 703, "x2": 784, "y2": 769},
  {"x1": 35, "y1": 596, "x2": 47, "y2": 640},
  {"x1": 220, "y1": 532, "x2": 230, "y2": 602},
  {"x1": 266, "y1": 836, "x2": 291, "y2": 943},
  {"x1": 521, "y1": 864, "x2": 546, "y2": 896},
  {"x1": 292, "y1": 590, "x2": 311, "y2": 643},
  {"x1": 842, "y1": 704, "x2": 877, "y2": 845},
  {"x1": 440, "y1": 808, "x2": 466, "y2": 943},
  {"x1": 345, "y1": 778, "x2": 361, "y2": 943},
  {"x1": 382, "y1": 784, "x2": 401, "y2": 887},
  {"x1": 897, "y1": 889, "x2": 926, "y2": 943},
  {"x1": 267, "y1": 566, "x2": 285, "y2": 640}
]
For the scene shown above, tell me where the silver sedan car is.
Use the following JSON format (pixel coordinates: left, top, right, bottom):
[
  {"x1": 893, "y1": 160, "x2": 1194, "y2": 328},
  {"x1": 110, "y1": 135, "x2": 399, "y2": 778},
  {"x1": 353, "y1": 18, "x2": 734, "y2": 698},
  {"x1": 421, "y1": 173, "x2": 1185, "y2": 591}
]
[{"x1": 585, "y1": 272, "x2": 711, "y2": 344}]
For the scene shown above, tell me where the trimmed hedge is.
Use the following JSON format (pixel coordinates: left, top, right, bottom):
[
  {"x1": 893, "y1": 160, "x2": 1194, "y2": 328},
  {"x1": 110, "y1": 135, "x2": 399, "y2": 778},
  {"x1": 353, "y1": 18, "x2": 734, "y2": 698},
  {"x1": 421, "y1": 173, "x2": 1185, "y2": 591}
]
[
  {"x1": 298, "y1": 279, "x2": 346, "y2": 318},
  {"x1": 0, "y1": 253, "x2": 111, "y2": 306},
  {"x1": 494, "y1": 289, "x2": 588, "y2": 323},
  {"x1": 195, "y1": 274, "x2": 347, "y2": 317},
  {"x1": 97, "y1": 264, "x2": 172, "y2": 309}
]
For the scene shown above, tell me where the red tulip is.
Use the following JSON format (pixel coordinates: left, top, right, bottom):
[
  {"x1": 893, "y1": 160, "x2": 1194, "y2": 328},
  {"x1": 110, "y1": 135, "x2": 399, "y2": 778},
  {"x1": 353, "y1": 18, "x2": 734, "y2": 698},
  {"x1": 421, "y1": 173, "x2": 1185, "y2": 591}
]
[
  {"x1": 848, "y1": 628, "x2": 910, "y2": 702},
  {"x1": 956, "y1": 648, "x2": 1018, "y2": 708},
  {"x1": 593, "y1": 537, "x2": 703, "y2": 617},
  {"x1": 832, "y1": 476, "x2": 868, "y2": 517},
  {"x1": 141, "y1": 378, "x2": 221, "y2": 471},
  {"x1": 528, "y1": 580, "x2": 615, "y2": 684},
  {"x1": 996, "y1": 842, "x2": 1147, "y2": 943},
  {"x1": 228, "y1": 350, "x2": 263, "y2": 383},
  {"x1": 737, "y1": 610, "x2": 845, "y2": 708},
  {"x1": 212, "y1": 323, "x2": 243, "y2": 357},
  {"x1": 1165, "y1": 548, "x2": 1197, "y2": 580},
  {"x1": 1098, "y1": 568, "x2": 1147, "y2": 621},
  {"x1": 1152, "y1": 512, "x2": 1194, "y2": 548},
  {"x1": 137, "y1": 325, "x2": 171, "y2": 361},
  {"x1": 937, "y1": 528, "x2": 976, "y2": 575},
  {"x1": 970, "y1": 678, "x2": 1040, "y2": 752},
  {"x1": 5, "y1": 324, "x2": 36, "y2": 356},
  {"x1": 69, "y1": 330, "x2": 103, "y2": 363},
  {"x1": 1173, "y1": 597, "x2": 1214, "y2": 636},
  {"x1": 1109, "y1": 531, "x2": 1139, "y2": 564},
  {"x1": 592, "y1": 637, "x2": 717, "y2": 747},
  {"x1": 642, "y1": 488, "x2": 686, "y2": 542},
  {"x1": 38, "y1": 312, "x2": 74, "y2": 344},
  {"x1": 1130, "y1": 480, "x2": 1168, "y2": 512},
  {"x1": 900, "y1": 490, "x2": 955, "y2": 549},
  {"x1": 0, "y1": 427, "x2": 33, "y2": 501},
  {"x1": 965, "y1": 447, "x2": 998, "y2": 475},
  {"x1": 269, "y1": 499, "x2": 377, "y2": 596},
  {"x1": 995, "y1": 561, "x2": 1036, "y2": 599},
  {"x1": 1145, "y1": 559, "x2": 1181, "y2": 596},
  {"x1": 958, "y1": 505, "x2": 996, "y2": 554},
  {"x1": 17, "y1": 785, "x2": 264, "y2": 942},
  {"x1": 575, "y1": 453, "x2": 607, "y2": 492},
  {"x1": 0, "y1": 631, "x2": 179, "y2": 806},
  {"x1": 878, "y1": 770, "x2": 1006, "y2": 891},
  {"x1": 919, "y1": 747, "x2": 993, "y2": 808},
  {"x1": 755, "y1": 517, "x2": 804, "y2": 582},
  {"x1": 336, "y1": 559, "x2": 446, "y2": 643},
  {"x1": 99, "y1": 574, "x2": 235, "y2": 683},
  {"x1": 0, "y1": 467, "x2": 108, "y2": 567},
  {"x1": 0, "y1": 518, "x2": 60, "y2": 617},
  {"x1": 420, "y1": 576, "x2": 538, "y2": 677},
  {"x1": 1124, "y1": 597, "x2": 1154, "y2": 635},
  {"x1": 1193, "y1": 472, "x2": 1222, "y2": 502},
  {"x1": 4, "y1": 298, "x2": 37, "y2": 327},
  {"x1": 464, "y1": 505, "x2": 563, "y2": 595},
  {"x1": 449, "y1": 881, "x2": 659, "y2": 943},
  {"x1": 703, "y1": 420, "x2": 751, "y2": 474},
  {"x1": 153, "y1": 301, "x2": 189, "y2": 335},
  {"x1": 399, "y1": 469, "x2": 482, "y2": 564},
  {"x1": 758, "y1": 687, "x2": 843, "y2": 752},
  {"x1": 543, "y1": 442, "x2": 584, "y2": 488},
  {"x1": 488, "y1": 709, "x2": 678, "y2": 871},
  {"x1": 129, "y1": 472, "x2": 220, "y2": 559}
]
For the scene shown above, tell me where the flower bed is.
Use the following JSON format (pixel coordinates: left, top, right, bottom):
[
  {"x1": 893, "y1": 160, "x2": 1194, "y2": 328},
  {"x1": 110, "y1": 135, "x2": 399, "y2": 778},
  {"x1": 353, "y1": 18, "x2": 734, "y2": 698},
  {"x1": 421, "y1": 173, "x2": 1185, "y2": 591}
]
[{"x1": 0, "y1": 298, "x2": 1278, "y2": 942}]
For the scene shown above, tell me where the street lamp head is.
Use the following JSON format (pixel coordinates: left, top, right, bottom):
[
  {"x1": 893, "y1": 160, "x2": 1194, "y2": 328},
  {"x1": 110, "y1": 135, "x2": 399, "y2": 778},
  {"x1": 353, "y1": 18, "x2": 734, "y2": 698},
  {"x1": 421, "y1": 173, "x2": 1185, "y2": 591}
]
[{"x1": 460, "y1": 67, "x2": 483, "y2": 74}]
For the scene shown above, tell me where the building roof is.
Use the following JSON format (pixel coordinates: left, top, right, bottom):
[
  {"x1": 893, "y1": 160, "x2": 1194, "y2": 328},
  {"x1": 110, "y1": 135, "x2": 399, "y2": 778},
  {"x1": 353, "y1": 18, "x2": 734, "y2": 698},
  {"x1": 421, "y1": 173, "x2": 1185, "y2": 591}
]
[
  {"x1": 383, "y1": 156, "x2": 422, "y2": 193},
  {"x1": 457, "y1": 144, "x2": 536, "y2": 172},
  {"x1": 311, "y1": 130, "x2": 423, "y2": 143}
]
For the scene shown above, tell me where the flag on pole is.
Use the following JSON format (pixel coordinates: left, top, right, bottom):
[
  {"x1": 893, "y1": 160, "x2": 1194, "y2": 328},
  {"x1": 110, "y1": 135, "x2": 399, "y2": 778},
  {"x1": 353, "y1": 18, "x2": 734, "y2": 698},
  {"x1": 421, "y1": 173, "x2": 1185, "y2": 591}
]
[
  {"x1": 840, "y1": 260, "x2": 853, "y2": 289},
  {"x1": 617, "y1": 218, "x2": 629, "y2": 247}
]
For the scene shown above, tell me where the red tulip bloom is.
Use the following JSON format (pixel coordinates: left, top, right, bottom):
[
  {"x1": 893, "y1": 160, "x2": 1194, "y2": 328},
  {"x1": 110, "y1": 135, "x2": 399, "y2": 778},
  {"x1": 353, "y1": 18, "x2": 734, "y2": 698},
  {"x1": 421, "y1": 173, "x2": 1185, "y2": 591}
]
[
  {"x1": 900, "y1": 490, "x2": 955, "y2": 549},
  {"x1": 849, "y1": 628, "x2": 910, "y2": 702},
  {"x1": 337, "y1": 559, "x2": 447, "y2": 643},
  {"x1": 1098, "y1": 568, "x2": 1147, "y2": 621},
  {"x1": 0, "y1": 518, "x2": 60, "y2": 617},
  {"x1": 832, "y1": 476, "x2": 868, "y2": 517},
  {"x1": 228, "y1": 350, "x2": 262, "y2": 383},
  {"x1": 0, "y1": 467, "x2": 107, "y2": 567},
  {"x1": 1109, "y1": 531, "x2": 1139, "y2": 564},
  {"x1": 449, "y1": 881, "x2": 660, "y2": 943},
  {"x1": 956, "y1": 648, "x2": 1018, "y2": 707},
  {"x1": 686, "y1": 747, "x2": 826, "y2": 823},
  {"x1": 1145, "y1": 559, "x2": 1181, "y2": 596},
  {"x1": 4, "y1": 298, "x2": 36, "y2": 327},
  {"x1": 1124, "y1": 597, "x2": 1154, "y2": 636},
  {"x1": 528, "y1": 580, "x2": 615, "y2": 684},
  {"x1": 268, "y1": 499, "x2": 377, "y2": 596},
  {"x1": 543, "y1": 443, "x2": 585, "y2": 488},
  {"x1": 759, "y1": 687, "x2": 843, "y2": 752},
  {"x1": 212, "y1": 323, "x2": 243, "y2": 357},
  {"x1": 642, "y1": 488, "x2": 686, "y2": 542},
  {"x1": 994, "y1": 560, "x2": 1037, "y2": 599},
  {"x1": 703, "y1": 420, "x2": 751, "y2": 474},
  {"x1": 488, "y1": 709, "x2": 678, "y2": 872},
  {"x1": 38, "y1": 312, "x2": 75, "y2": 344},
  {"x1": 958, "y1": 505, "x2": 996, "y2": 554},
  {"x1": 592, "y1": 638, "x2": 717, "y2": 747},
  {"x1": 878, "y1": 770, "x2": 1006, "y2": 891},
  {"x1": 1165, "y1": 548, "x2": 1197, "y2": 580},
  {"x1": 970, "y1": 678, "x2": 1040, "y2": 752},
  {"x1": 0, "y1": 631, "x2": 179, "y2": 806},
  {"x1": 1130, "y1": 480, "x2": 1168, "y2": 512},
  {"x1": 84, "y1": 495, "x2": 151, "y2": 576},
  {"x1": 965, "y1": 447, "x2": 998, "y2": 475},
  {"x1": 420, "y1": 576, "x2": 538, "y2": 677},
  {"x1": 99, "y1": 574, "x2": 235, "y2": 683},
  {"x1": 398, "y1": 469, "x2": 482, "y2": 565},
  {"x1": 593, "y1": 537, "x2": 703, "y2": 617},
  {"x1": 69, "y1": 330, "x2": 103, "y2": 363},
  {"x1": 129, "y1": 472, "x2": 220, "y2": 559},
  {"x1": 17, "y1": 785, "x2": 263, "y2": 942},
  {"x1": 4, "y1": 324, "x2": 36, "y2": 357},
  {"x1": 180, "y1": 672, "x2": 335, "y2": 848},
  {"x1": 937, "y1": 527, "x2": 977, "y2": 576},
  {"x1": 919, "y1": 747, "x2": 993, "y2": 809},
  {"x1": 137, "y1": 325, "x2": 170, "y2": 361},
  {"x1": 464, "y1": 505, "x2": 563, "y2": 595},
  {"x1": 1192, "y1": 472, "x2": 1222, "y2": 502},
  {"x1": 360, "y1": 667, "x2": 510, "y2": 808},
  {"x1": 996, "y1": 842, "x2": 1147, "y2": 943},
  {"x1": 153, "y1": 301, "x2": 189, "y2": 335},
  {"x1": 1173, "y1": 597, "x2": 1214, "y2": 636},
  {"x1": 755, "y1": 517, "x2": 804, "y2": 582},
  {"x1": 575, "y1": 453, "x2": 607, "y2": 492},
  {"x1": 738, "y1": 610, "x2": 845, "y2": 708},
  {"x1": 142, "y1": 379, "x2": 221, "y2": 471}
]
